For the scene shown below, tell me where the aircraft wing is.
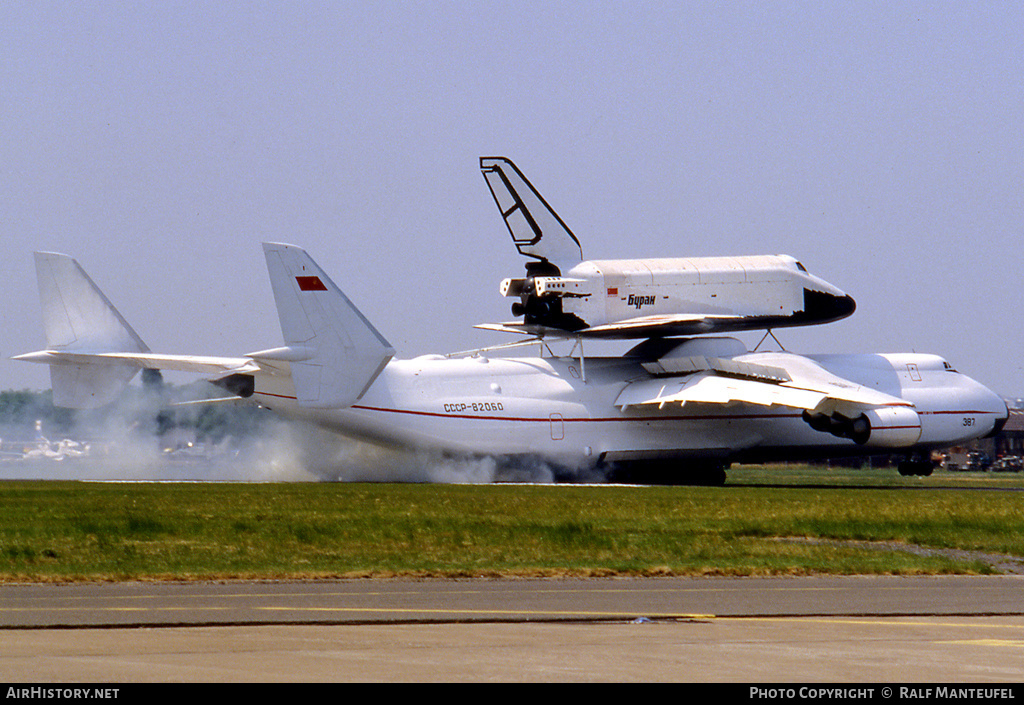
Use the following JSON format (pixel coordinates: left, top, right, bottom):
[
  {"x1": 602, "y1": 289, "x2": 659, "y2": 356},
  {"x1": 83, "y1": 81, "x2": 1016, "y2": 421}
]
[
  {"x1": 616, "y1": 353, "x2": 912, "y2": 417},
  {"x1": 617, "y1": 373, "x2": 826, "y2": 411},
  {"x1": 614, "y1": 350, "x2": 928, "y2": 447}
]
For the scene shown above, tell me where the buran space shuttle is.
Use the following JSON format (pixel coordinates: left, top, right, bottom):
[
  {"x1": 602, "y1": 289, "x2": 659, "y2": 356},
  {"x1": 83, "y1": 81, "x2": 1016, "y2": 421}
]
[{"x1": 478, "y1": 157, "x2": 855, "y2": 340}]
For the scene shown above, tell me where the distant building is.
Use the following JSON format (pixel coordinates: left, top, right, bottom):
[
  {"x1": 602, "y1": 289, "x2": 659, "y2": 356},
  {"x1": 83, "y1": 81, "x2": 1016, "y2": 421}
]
[
  {"x1": 993, "y1": 409, "x2": 1024, "y2": 458},
  {"x1": 943, "y1": 408, "x2": 1024, "y2": 472}
]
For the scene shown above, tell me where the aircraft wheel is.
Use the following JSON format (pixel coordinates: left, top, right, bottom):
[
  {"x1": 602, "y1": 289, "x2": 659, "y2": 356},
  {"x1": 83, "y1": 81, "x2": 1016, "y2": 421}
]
[
  {"x1": 690, "y1": 465, "x2": 727, "y2": 486},
  {"x1": 607, "y1": 461, "x2": 727, "y2": 486},
  {"x1": 898, "y1": 460, "x2": 934, "y2": 477}
]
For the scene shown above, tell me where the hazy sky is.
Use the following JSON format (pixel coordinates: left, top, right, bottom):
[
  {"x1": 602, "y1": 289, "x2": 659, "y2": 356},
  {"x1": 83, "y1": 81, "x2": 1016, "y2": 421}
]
[{"x1": 3, "y1": 1, "x2": 1022, "y2": 399}]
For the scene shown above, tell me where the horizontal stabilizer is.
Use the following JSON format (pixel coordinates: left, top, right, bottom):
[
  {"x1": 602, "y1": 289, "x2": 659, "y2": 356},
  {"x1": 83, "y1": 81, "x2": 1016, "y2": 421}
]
[
  {"x1": 263, "y1": 243, "x2": 395, "y2": 408},
  {"x1": 15, "y1": 350, "x2": 259, "y2": 376}
]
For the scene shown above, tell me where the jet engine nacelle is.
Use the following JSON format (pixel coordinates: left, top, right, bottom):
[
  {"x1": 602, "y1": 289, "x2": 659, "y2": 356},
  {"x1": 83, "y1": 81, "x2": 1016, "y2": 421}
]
[{"x1": 802, "y1": 407, "x2": 922, "y2": 448}]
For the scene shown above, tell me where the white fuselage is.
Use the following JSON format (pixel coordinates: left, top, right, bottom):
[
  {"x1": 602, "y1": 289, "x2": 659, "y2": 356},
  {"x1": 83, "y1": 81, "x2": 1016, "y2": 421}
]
[
  {"x1": 503, "y1": 254, "x2": 857, "y2": 337},
  {"x1": 569, "y1": 255, "x2": 840, "y2": 322},
  {"x1": 249, "y1": 349, "x2": 1007, "y2": 473}
]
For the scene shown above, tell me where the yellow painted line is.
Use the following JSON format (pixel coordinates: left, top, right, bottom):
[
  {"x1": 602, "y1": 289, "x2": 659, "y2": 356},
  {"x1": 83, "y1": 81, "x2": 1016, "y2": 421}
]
[
  {"x1": 714, "y1": 615, "x2": 1024, "y2": 631},
  {"x1": 3, "y1": 606, "x2": 1020, "y2": 628},
  {"x1": 257, "y1": 607, "x2": 715, "y2": 619},
  {"x1": 938, "y1": 639, "x2": 1024, "y2": 648},
  {"x1": 0, "y1": 606, "x2": 233, "y2": 612}
]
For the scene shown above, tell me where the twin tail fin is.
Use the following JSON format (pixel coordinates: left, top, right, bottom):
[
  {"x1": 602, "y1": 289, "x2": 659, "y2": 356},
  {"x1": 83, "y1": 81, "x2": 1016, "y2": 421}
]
[{"x1": 16, "y1": 246, "x2": 394, "y2": 411}]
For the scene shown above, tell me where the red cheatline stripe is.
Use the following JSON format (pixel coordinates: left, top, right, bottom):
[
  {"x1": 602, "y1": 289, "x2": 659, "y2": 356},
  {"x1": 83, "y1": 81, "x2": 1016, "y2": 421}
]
[
  {"x1": 252, "y1": 392, "x2": 997, "y2": 424},
  {"x1": 255, "y1": 392, "x2": 797, "y2": 422},
  {"x1": 296, "y1": 276, "x2": 328, "y2": 291}
]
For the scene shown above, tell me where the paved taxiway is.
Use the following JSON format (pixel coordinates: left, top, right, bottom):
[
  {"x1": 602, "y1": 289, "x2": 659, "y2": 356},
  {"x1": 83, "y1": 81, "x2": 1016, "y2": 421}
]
[{"x1": 2, "y1": 576, "x2": 1024, "y2": 681}]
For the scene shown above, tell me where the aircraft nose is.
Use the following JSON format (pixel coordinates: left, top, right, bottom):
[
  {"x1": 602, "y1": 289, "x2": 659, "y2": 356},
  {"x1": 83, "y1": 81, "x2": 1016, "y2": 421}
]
[
  {"x1": 803, "y1": 288, "x2": 857, "y2": 324},
  {"x1": 983, "y1": 398, "x2": 1010, "y2": 438}
]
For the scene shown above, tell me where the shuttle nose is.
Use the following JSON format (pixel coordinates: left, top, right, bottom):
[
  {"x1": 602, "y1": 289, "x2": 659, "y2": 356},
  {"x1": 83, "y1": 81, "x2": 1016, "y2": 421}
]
[{"x1": 803, "y1": 288, "x2": 857, "y2": 324}]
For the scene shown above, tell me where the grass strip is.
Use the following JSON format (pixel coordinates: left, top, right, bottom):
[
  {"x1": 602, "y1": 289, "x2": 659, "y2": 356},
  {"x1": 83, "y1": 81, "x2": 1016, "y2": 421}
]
[{"x1": 1, "y1": 471, "x2": 1022, "y2": 582}]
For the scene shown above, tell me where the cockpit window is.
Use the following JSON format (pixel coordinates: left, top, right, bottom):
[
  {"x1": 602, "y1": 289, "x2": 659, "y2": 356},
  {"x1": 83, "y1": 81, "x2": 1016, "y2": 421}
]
[
  {"x1": 795, "y1": 261, "x2": 807, "y2": 272},
  {"x1": 943, "y1": 361, "x2": 958, "y2": 373}
]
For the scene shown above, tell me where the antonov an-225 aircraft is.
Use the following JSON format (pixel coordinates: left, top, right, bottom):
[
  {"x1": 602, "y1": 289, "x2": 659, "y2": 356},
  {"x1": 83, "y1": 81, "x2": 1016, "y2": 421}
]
[
  {"x1": 15, "y1": 245, "x2": 1008, "y2": 484},
  {"x1": 479, "y1": 157, "x2": 856, "y2": 340}
]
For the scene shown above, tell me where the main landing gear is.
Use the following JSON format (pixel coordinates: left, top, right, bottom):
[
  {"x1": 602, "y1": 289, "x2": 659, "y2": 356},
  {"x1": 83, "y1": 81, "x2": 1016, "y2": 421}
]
[
  {"x1": 607, "y1": 460, "x2": 728, "y2": 486},
  {"x1": 897, "y1": 455, "x2": 935, "y2": 477}
]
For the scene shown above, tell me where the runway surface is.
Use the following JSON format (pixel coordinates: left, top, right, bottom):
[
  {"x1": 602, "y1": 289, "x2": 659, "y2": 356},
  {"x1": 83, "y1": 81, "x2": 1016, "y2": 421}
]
[{"x1": 3, "y1": 576, "x2": 1024, "y2": 681}]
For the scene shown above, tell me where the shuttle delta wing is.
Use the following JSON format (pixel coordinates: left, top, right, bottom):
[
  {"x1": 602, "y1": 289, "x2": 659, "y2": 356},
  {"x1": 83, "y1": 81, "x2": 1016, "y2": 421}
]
[
  {"x1": 480, "y1": 157, "x2": 583, "y2": 272},
  {"x1": 474, "y1": 314, "x2": 735, "y2": 339},
  {"x1": 261, "y1": 243, "x2": 395, "y2": 409}
]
